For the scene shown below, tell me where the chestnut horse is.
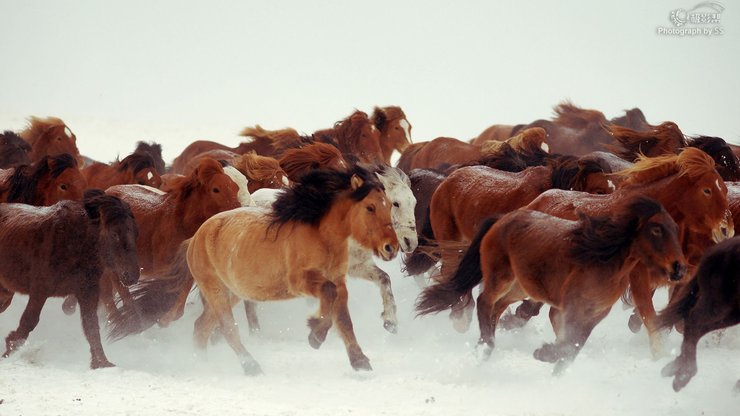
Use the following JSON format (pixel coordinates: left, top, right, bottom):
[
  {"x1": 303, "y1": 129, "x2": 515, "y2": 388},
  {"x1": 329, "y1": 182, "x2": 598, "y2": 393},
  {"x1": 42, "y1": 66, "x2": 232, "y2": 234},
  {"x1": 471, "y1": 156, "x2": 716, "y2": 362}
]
[
  {"x1": 657, "y1": 236, "x2": 740, "y2": 392},
  {"x1": 180, "y1": 151, "x2": 288, "y2": 193},
  {"x1": 18, "y1": 116, "x2": 83, "y2": 165},
  {"x1": 82, "y1": 151, "x2": 163, "y2": 190},
  {"x1": 417, "y1": 196, "x2": 686, "y2": 374},
  {"x1": 279, "y1": 142, "x2": 348, "y2": 183},
  {"x1": 108, "y1": 166, "x2": 399, "y2": 374},
  {"x1": 0, "y1": 153, "x2": 86, "y2": 206},
  {"x1": 0, "y1": 190, "x2": 140, "y2": 368},
  {"x1": 519, "y1": 148, "x2": 733, "y2": 357},
  {"x1": 370, "y1": 106, "x2": 413, "y2": 164},
  {"x1": 0, "y1": 131, "x2": 31, "y2": 168}
]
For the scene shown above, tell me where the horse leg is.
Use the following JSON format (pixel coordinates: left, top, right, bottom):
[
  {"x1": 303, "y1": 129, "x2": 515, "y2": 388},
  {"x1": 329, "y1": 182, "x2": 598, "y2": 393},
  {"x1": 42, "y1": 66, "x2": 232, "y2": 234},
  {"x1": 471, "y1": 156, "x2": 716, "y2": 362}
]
[
  {"x1": 331, "y1": 280, "x2": 371, "y2": 371},
  {"x1": 629, "y1": 273, "x2": 665, "y2": 359},
  {"x1": 307, "y1": 281, "x2": 337, "y2": 349},
  {"x1": 3, "y1": 293, "x2": 47, "y2": 358},
  {"x1": 0, "y1": 286, "x2": 13, "y2": 314},
  {"x1": 77, "y1": 285, "x2": 114, "y2": 369},
  {"x1": 552, "y1": 308, "x2": 610, "y2": 375},
  {"x1": 449, "y1": 290, "x2": 475, "y2": 333},
  {"x1": 159, "y1": 280, "x2": 194, "y2": 328},
  {"x1": 98, "y1": 271, "x2": 119, "y2": 317},
  {"x1": 348, "y1": 251, "x2": 398, "y2": 334},
  {"x1": 243, "y1": 301, "x2": 261, "y2": 334},
  {"x1": 476, "y1": 287, "x2": 516, "y2": 361},
  {"x1": 499, "y1": 300, "x2": 544, "y2": 330}
]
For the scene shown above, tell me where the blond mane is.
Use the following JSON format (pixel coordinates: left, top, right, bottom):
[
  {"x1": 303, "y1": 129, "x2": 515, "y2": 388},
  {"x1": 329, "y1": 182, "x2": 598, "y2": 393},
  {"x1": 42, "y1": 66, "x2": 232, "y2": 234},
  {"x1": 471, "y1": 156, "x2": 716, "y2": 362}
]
[
  {"x1": 19, "y1": 116, "x2": 69, "y2": 145},
  {"x1": 616, "y1": 147, "x2": 716, "y2": 186},
  {"x1": 553, "y1": 101, "x2": 608, "y2": 129},
  {"x1": 232, "y1": 151, "x2": 285, "y2": 181}
]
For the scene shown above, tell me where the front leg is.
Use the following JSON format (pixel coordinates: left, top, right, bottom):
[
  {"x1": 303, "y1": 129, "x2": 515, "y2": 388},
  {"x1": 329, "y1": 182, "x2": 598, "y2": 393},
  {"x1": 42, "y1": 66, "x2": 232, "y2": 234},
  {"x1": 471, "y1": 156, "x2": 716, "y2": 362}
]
[
  {"x1": 77, "y1": 284, "x2": 114, "y2": 369},
  {"x1": 348, "y1": 248, "x2": 397, "y2": 333},
  {"x1": 332, "y1": 280, "x2": 371, "y2": 371},
  {"x1": 4, "y1": 293, "x2": 47, "y2": 358},
  {"x1": 629, "y1": 271, "x2": 665, "y2": 359}
]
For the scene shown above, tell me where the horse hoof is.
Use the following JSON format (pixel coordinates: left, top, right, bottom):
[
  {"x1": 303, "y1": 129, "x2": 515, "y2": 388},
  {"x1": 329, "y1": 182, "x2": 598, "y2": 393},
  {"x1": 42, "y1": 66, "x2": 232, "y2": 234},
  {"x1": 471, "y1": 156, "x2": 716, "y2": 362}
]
[
  {"x1": 62, "y1": 296, "x2": 77, "y2": 316},
  {"x1": 499, "y1": 312, "x2": 527, "y2": 330},
  {"x1": 552, "y1": 359, "x2": 572, "y2": 376},
  {"x1": 91, "y1": 359, "x2": 115, "y2": 369},
  {"x1": 383, "y1": 320, "x2": 398, "y2": 334},
  {"x1": 241, "y1": 359, "x2": 263, "y2": 376},
  {"x1": 628, "y1": 312, "x2": 642, "y2": 333},
  {"x1": 308, "y1": 332, "x2": 324, "y2": 349},
  {"x1": 351, "y1": 356, "x2": 372, "y2": 371},
  {"x1": 672, "y1": 374, "x2": 691, "y2": 392},
  {"x1": 533, "y1": 344, "x2": 559, "y2": 363},
  {"x1": 476, "y1": 343, "x2": 493, "y2": 361}
]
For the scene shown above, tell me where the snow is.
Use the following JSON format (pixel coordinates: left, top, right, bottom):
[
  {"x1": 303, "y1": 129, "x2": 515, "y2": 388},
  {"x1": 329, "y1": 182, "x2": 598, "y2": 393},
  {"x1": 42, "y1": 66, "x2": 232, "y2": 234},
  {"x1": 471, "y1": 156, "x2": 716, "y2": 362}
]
[{"x1": 1, "y1": 259, "x2": 738, "y2": 415}]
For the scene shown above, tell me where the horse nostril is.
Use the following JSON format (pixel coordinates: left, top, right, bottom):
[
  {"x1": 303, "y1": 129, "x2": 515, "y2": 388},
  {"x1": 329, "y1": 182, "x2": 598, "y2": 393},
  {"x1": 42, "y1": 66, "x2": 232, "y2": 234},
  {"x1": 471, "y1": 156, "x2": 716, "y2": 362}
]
[
  {"x1": 384, "y1": 244, "x2": 393, "y2": 254},
  {"x1": 403, "y1": 237, "x2": 411, "y2": 248},
  {"x1": 722, "y1": 226, "x2": 729, "y2": 237},
  {"x1": 670, "y1": 262, "x2": 686, "y2": 281}
]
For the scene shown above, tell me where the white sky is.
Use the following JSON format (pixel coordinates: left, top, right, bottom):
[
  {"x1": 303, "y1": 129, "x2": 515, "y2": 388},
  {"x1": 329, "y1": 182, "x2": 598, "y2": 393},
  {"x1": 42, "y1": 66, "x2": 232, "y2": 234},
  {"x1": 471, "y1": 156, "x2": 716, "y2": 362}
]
[{"x1": 1, "y1": 0, "x2": 738, "y2": 162}]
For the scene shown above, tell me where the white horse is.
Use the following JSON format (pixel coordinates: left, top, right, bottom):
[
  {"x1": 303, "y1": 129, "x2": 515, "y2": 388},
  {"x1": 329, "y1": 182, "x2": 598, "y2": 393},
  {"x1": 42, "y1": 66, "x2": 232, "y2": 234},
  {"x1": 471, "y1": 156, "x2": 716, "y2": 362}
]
[{"x1": 244, "y1": 165, "x2": 417, "y2": 333}]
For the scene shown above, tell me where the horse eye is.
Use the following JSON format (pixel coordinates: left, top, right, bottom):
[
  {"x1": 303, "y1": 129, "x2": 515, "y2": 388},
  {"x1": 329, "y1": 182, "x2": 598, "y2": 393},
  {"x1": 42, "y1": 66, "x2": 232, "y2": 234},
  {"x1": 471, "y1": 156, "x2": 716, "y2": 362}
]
[
  {"x1": 212, "y1": 187, "x2": 220, "y2": 193},
  {"x1": 59, "y1": 184, "x2": 68, "y2": 191},
  {"x1": 393, "y1": 202, "x2": 400, "y2": 208},
  {"x1": 703, "y1": 188, "x2": 711, "y2": 196},
  {"x1": 650, "y1": 226, "x2": 663, "y2": 237},
  {"x1": 366, "y1": 205, "x2": 376, "y2": 213},
  {"x1": 56, "y1": 136, "x2": 63, "y2": 142}
]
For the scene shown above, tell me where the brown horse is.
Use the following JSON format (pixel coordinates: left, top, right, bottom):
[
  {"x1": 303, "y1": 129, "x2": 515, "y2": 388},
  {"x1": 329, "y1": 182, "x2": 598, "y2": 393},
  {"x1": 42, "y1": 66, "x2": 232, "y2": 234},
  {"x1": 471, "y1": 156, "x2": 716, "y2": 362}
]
[
  {"x1": 134, "y1": 141, "x2": 167, "y2": 175},
  {"x1": 656, "y1": 236, "x2": 740, "y2": 392},
  {"x1": 108, "y1": 166, "x2": 399, "y2": 374},
  {"x1": 371, "y1": 106, "x2": 412, "y2": 164},
  {"x1": 396, "y1": 137, "x2": 479, "y2": 173},
  {"x1": 417, "y1": 196, "x2": 686, "y2": 374},
  {"x1": 606, "y1": 122, "x2": 685, "y2": 161},
  {"x1": 0, "y1": 131, "x2": 31, "y2": 168},
  {"x1": 278, "y1": 142, "x2": 349, "y2": 183},
  {"x1": 0, "y1": 153, "x2": 86, "y2": 206},
  {"x1": 520, "y1": 148, "x2": 733, "y2": 357},
  {"x1": 0, "y1": 190, "x2": 140, "y2": 368},
  {"x1": 230, "y1": 152, "x2": 289, "y2": 192},
  {"x1": 18, "y1": 116, "x2": 83, "y2": 165},
  {"x1": 82, "y1": 151, "x2": 163, "y2": 190},
  {"x1": 471, "y1": 124, "x2": 517, "y2": 145}
]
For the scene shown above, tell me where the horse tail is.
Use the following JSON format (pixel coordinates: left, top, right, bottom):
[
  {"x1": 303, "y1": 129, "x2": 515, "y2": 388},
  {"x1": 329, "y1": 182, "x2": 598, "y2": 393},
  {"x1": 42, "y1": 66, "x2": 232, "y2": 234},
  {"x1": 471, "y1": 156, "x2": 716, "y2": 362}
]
[
  {"x1": 107, "y1": 240, "x2": 193, "y2": 341},
  {"x1": 415, "y1": 216, "x2": 498, "y2": 316},
  {"x1": 655, "y1": 277, "x2": 699, "y2": 331},
  {"x1": 402, "y1": 205, "x2": 438, "y2": 276}
]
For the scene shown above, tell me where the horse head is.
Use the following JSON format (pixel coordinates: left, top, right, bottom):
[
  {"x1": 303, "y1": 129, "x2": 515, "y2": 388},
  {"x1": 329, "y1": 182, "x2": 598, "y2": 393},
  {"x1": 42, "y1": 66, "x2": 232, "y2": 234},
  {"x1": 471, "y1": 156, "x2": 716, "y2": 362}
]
[
  {"x1": 372, "y1": 106, "x2": 412, "y2": 164},
  {"x1": 376, "y1": 166, "x2": 417, "y2": 252}
]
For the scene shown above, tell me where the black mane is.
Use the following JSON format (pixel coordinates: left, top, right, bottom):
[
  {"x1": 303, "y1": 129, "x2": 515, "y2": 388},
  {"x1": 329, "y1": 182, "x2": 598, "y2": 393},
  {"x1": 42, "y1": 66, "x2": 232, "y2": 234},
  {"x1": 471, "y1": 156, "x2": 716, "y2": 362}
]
[
  {"x1": 549, "y1": 155, "x2": 609, "y2": 191},
  {"x1": 0, "y1": 130, "x2": 31, "y2": 168},
  {"x1": 1, "y1": 153, "x2": 78, "y2": 204},
  {"x1": 686, "y1": 136, "x2": 740, "y2": 181},
  {"x1": 117, "y1": 151, "x2": 156, "y2": 175},
  {"x1": 270, "y1": 165, "x2": 382, "y2": 227}
]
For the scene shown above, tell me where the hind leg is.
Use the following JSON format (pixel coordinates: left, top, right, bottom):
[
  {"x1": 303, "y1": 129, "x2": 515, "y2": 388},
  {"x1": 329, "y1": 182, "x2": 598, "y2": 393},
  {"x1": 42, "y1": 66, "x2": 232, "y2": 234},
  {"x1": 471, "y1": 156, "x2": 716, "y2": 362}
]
[
  {"x1": 0, "y1": 286, "x2": 13, "y2": 314},
  {"x1": 499, "y1": 300, "x2": 544, "y2": 330},
  {"x1": 307, "y1": 281, "x2": 338, "y2": 349},
  {"x1": 243, "y1": 301, "x2": 261, "y2": 334},
  {"x1": 349, "y1": 251, "x2": 398, "y2": 334},
  {"x1": 3, "y1": 293, "x2": 47, "y2": 358},
  {"x1": 476, "y1": 287, "x2": 517, "y2": 360},
  {"x1": 77, "y1": 284, "x2": 113, "y2": 369},
  {"x1": 159, "y1": 280, "x2": 194, "y2": 328}
]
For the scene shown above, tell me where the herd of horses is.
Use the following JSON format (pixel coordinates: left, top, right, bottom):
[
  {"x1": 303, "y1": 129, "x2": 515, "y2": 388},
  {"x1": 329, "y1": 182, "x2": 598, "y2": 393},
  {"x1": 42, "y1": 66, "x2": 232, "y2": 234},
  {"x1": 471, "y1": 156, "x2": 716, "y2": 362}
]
[{"x1": 0, "y1": 103, "x2": 737, "y2": 393}]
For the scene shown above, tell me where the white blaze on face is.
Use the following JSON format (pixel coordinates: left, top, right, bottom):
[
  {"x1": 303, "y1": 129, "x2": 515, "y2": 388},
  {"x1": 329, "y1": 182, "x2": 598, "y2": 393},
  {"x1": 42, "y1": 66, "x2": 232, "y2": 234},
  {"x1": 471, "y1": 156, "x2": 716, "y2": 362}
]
[
  {"x1": 282, "y1": 175, "x2": 290, "y2": 186},
  {"x1": 399, "y1": 119, "x2": 411, "y2": 143},
  {"x1": 147, "y1": 171, "x2": 154, "y2": 181},
  {"x1": 608, "y1": 179, "x2": 615, "y2": 191},
  {"x1": 716, "y1": 179, "x2": 722, "y2": 192},
  {"x1": 64, "y1": 127, "x2": 73, "y2": 137},
  {"x1": 223, "y1": 166, "x2": 253, "y2": 206},
  {"x1": 541, "y1": 142, "x2": 549, "y2": 153}
]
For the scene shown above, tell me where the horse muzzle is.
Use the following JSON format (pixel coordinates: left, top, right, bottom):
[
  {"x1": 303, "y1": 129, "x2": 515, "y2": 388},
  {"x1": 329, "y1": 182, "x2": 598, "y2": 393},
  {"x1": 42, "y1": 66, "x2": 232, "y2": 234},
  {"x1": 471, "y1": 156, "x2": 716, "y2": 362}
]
[
  {"x1": 377, "y1": 242, "x2": 399, "y2": 261},
  {"x1": 711, "y1": 211, "x2": 734, "y2": 243},
  {"x1": 668, "y1": 261, "x2": 688, "y2": 282}
]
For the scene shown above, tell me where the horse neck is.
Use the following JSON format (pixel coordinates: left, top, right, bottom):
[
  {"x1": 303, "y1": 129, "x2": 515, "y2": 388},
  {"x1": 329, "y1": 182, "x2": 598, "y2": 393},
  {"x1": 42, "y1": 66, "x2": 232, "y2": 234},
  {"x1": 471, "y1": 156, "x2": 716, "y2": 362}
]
[
  {"x1": 316, "y1": 197, "x2": 354, "y2": 245},
  {"x1": 379, "y1": 138, "x2": 395, "y2": 165}
]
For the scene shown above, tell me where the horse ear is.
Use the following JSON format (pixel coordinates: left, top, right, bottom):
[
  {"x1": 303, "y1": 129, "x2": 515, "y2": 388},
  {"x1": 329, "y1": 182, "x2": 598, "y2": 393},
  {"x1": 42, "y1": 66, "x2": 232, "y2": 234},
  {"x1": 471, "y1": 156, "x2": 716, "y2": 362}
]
[
  {"x1": 373, "y1": 107, "x2": 387, "y2": 131},
  {"x1": 350, "y1": 174, "x2": 364, "y2": 190},
  {"x1": 83, "y1": 189, "x2": 106, "y2": 220}
]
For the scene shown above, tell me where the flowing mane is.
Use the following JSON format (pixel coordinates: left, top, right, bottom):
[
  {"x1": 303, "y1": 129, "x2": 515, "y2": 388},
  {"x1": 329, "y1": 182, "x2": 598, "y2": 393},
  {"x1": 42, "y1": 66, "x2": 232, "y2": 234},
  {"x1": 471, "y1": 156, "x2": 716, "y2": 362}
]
[
  {"x1": 115, "y1": 152, "x2": 157, "y2": 175},
  {"x1": 167, "y1": 158, "x2": 226, "y2": 201},
  {"x1": 0, "y1": 130, "x2": 31, "y2": 167},
  {"x1": 231, "y1": 152, "x2": 285, "y2": 182},
  {"x1": 549, "y1": 155, "x2": 611, "y2": 191},
  {"x1": 18, "y1": 116, "x2": 71, "y2": 145},
  {"x1": 570, "y1": 196, "x2": 663, "y2": 265},
  {"x1": 552, "y1": 101, "x2": 608, "y2": 129},
  {"x1": 607, "y1": 122, "x2": 686, "y2": 161},
  {"x1": 616, "y1": 147, "x2": 716, "y2": 186},
  {"x1": 0, "y1": 153, "x2": 78, "y2": 203},
  {"x1": 270, "y1": 165, "x2": 381, "y2": 226},
  {"x1": 279, "y1": 142, "x2": 348, "y2": 182},
  {"x1": 134, "y1": 141, "x2": 166, "y2": 174},
  {"x1": 239, "y1": 125, "x2": 303, "y2": 153},
  {"x1": 685, "y1": 136, "x2": 740, "y2": 181},
  {"x1": 83, "y1": 189, "x2": 135, "y2": 224}
]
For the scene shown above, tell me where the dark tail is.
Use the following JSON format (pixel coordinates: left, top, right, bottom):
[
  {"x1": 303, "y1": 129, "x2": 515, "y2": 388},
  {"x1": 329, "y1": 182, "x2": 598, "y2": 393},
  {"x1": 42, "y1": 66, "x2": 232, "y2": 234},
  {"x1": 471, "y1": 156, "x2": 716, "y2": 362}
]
[
  {"x1": 655, "y1": 277, "x2": 699, "y2": 331},
  {"x1": 107, "y1": 240, "x2": 193, "y2": 341},
  {"x1": 415, "y1": 216, "x2": 498, "y2": 316},
  {"x1": 402, "y1": 205, "x2": 439, "y2": 276}
]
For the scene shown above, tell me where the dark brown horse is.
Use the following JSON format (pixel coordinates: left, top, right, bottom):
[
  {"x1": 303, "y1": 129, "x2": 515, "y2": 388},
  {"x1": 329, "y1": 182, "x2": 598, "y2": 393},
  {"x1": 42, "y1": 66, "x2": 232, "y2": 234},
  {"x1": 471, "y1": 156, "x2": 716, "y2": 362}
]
[
  {"x1": 0, "y1": 190, "x2": 140, "y2": 368},
  {"x1": 371, "y1": 106, "x2": 413, "y2": 164},
  {"x1": 82, "y1": 151, "x2": 163, "y2": 190},
  {"x1": 18, "y1": 116, "x2": 84, "y2": 165},
  {"x1": 0, "y1": 153, "x2": 86, "y2": 206},
  {"x1": 0, "y1": 131, "x2": 31, "y2": 168},
  {"x1": 656, "y1": 236, "x2": 740, "y2": 392},
  {"x1": 134, "y1": 141, "x2": 167, "y2": 175},
  {"x1": 417, "y1": 196, "x2": 686, "y2": 374}
]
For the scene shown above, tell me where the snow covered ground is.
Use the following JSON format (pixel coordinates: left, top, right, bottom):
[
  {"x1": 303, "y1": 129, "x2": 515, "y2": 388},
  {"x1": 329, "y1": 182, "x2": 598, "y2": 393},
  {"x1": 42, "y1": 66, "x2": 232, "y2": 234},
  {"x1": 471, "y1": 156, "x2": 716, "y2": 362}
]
[{"x1": 1, "y1": 257, "x2": 738, "y2": 416}]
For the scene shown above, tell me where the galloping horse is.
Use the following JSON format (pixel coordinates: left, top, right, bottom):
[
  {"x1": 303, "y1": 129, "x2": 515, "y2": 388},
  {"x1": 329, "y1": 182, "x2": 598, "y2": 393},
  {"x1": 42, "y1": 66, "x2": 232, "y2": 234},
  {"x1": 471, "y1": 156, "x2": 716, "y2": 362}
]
[
  {"x1": 370, "y1": 106, "x2": 413, "y2": 164},
  {"x1": 417, "y1": 196, "x2": 686, "y2": 374},
  {"x1": 520, "y1": 148, "x2": 732, "y2": 357},
  {"x1": 0, "y1": 153, "x2": 86, "y2": 206},
  {"x1": 0, "y1": 190, "x2": 140, "y2": 368},
  {"x1": 0, "y1": 131, "x2": 31, "y2": 168},
  {"x1": 279, "y1": 142, "x2": 348, "y2": 183},
  {"x1": 108, "y1": 166, "x2": 399, "y2": 374},
  {"x1": 18, "y1": 116, "x2": 83, "y2": 165},
  {"x1": 657, "y1": 236, "x2": 740, "y2": 392},
  {"x1": 82, "y1": 151, "x2": 163, "y2": 190},
  {"x1": 396, "y1": 137, "x2": 479, "y2": 173}
]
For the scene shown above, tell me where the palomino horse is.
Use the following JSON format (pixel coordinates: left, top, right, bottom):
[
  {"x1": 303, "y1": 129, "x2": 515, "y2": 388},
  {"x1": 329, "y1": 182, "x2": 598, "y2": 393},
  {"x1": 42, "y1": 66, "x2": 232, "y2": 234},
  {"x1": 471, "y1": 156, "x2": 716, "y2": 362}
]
[
  {"x1": 0, "y1": 131, "x2": 31, "y2": 168},
  {"x1": 63, "y1": 158, "x2": 242, "y2": 316},
  {"x1": 82, "y1": 151, "x2": 163, "y2": 190},
  {"x1": 108, "y1": 166, "x2": 399, "y2": 374},
  {"x1": 0, "y1": 190, "x2": 140, "y2": 368},
  {"x1": 657, "y1": 236, "x2": 740, "y2": 392},
  {"x1": 416, "y1": 196, "x2": 686, "y2": 374},
  {"x1": 370, "y1": 106, "x2": 413, "y2": 164},
  {"x1": 520, "y1": 148, "x2": 733, "y2": 357},
  {"x1": 18, "y1": 116, "x2": 84, "y2": 165},
  {"x1": 0, "y1": 153, "x2": 86, "y2": 205}
]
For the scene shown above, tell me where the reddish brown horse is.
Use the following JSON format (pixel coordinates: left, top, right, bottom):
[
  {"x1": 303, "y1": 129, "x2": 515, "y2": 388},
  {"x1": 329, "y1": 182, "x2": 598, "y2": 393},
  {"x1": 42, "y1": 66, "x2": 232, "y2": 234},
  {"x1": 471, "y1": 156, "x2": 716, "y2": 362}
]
[
  {"x1": 0, "y1": 153, "x2": 86, "y2": 206},
  {"x1": 229, "y1": 152, "x2": 289, "y2": 192},
  {"x1": 82, "y1": 151, "x2": 163, "y2": 190},
  {"x1": 656, "y1": 236, "x2": 740, "y2": 392},
  {"x1": 417, "y1": 196, "x2": 686, "y2": 374},
  {"x1": 18, "y1": 116, "x2": 83, "y2": 165},
  {"x1": 0, "y1": 190, "x2": 140, "y2": 368},
  {"x1": 370, "y1": 106, "x2": 413, "y2": 164},
  {"x1": 521, "y1": 148, "x2": 732, "y2": 357},
  {"x1": 0, "y1": 131, "x2": 31, "y2": 168}
]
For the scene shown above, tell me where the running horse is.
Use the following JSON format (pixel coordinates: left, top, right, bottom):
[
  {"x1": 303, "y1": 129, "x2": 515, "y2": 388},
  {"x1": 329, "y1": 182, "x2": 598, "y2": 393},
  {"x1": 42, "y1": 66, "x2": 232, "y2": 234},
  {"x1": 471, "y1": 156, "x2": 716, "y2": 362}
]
[
  {"x1": 0, "y1": 190, "x2": 140, "y2": 368},
  {"x1": 518, "y1": 148, "x2": 733, "y2": 357},
  {"x1": 108, "y1": 165, "x2": 399, "y2": 374},
  {"x1": 0, "y1": 153, "x2": 86, "y2": 206},
  {"x1": 82, "y1": 151, "x2": 163, "y2": 190},
  {"x1": 370, "y1": 106, "x2": 413, "y2": 164},
  {"x1": 18, "y1": 116, "x2": 84, "y2": 165},
  {"x1": 417, "y1": 196, "x2": 686, "y2": 374}
]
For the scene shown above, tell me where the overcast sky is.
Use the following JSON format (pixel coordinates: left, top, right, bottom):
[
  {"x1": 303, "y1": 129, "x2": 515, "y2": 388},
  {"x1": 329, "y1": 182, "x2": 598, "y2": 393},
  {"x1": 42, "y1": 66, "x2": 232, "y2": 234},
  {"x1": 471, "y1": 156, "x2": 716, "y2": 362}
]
[{"x1": 1, "y1": 0, "x2": 737, "y2": 161}]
